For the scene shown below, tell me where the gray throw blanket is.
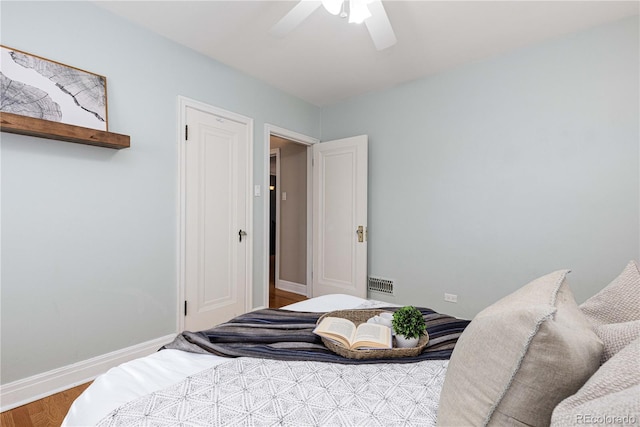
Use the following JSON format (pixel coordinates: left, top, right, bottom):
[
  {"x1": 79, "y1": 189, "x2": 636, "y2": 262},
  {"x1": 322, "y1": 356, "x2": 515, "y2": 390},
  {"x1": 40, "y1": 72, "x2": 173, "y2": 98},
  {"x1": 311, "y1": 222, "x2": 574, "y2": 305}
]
[{"x1": 162, "y1": 307, "x2": 469, "y2": 364}]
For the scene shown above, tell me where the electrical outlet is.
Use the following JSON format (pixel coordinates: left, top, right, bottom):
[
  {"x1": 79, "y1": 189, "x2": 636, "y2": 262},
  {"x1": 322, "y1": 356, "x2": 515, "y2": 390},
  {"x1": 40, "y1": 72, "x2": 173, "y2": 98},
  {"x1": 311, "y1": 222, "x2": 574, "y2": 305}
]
[{"x1": 444, "y1": 293, "x2": 458, "y2": 303}]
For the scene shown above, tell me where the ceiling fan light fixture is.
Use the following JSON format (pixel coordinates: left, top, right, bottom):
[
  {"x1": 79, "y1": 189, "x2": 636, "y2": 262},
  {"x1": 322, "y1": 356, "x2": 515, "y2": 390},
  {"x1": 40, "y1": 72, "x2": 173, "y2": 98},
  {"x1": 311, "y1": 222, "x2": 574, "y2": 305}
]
[
  {"x1": 322, "y1": 0, "x2": 343, "y2": 16},
  {"x1": 348, "y1": 0, "x2": 372, "y2": 24}
]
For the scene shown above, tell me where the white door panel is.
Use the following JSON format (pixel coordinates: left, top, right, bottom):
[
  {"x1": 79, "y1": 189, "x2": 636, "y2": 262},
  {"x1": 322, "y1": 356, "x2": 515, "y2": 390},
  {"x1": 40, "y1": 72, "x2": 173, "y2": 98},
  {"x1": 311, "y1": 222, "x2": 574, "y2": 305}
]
[
  {"x1": 312, "y1": 135, "x2": 368, "y2": 298},
  {"x1": 185, "y1": 106, "x2": 250, "y2": 331}
]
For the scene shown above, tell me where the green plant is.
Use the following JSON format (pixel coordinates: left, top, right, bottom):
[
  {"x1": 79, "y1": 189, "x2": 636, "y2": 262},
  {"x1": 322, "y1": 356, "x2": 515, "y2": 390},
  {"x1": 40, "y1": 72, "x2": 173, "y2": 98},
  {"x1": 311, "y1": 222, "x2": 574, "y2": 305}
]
[{"x1": 392, "y1": 306, "x2": 426, "y2": 339}]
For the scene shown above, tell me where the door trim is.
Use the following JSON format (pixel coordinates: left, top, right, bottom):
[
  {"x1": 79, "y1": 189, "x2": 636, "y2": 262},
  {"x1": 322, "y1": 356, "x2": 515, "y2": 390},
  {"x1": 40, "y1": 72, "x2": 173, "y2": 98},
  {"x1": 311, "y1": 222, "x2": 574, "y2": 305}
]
[
  {"x1": 177, "y1": 96, "x2": 254, "y2": 332},
  {"x1": 263, "y1": 124, "x2": 318, "y2": 308},
  {"x1": 270, "y1": 148, "x2": 281, "y2": 293}
]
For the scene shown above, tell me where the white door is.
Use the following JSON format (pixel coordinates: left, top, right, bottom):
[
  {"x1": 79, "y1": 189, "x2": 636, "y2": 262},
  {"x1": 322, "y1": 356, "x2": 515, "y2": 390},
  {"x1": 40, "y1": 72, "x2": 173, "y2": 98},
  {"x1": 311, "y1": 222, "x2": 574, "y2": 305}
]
[
  {"x1": 312, "y1": 135, "x2": 368, "y2": 298},
  {"x1": 184, "y1": 106, "x2": 251, "y2": 331}
]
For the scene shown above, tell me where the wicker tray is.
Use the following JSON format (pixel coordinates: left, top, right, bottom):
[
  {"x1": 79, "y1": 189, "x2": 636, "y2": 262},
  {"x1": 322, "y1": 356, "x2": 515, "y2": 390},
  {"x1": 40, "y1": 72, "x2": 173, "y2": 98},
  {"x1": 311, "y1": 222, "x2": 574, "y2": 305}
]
[{"x1": 317, "y1": 309, "x2": 429, "y2": 360}]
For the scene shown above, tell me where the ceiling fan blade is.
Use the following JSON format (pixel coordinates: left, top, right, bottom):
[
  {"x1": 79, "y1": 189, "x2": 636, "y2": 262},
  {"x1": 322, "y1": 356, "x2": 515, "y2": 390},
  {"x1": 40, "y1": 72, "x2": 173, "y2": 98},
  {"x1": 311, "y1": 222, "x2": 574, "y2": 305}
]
[
  {"x1": 364, "y1": 0, "x2": 397, "y2": 51},
  {"x1": 270, "y1": 1, "x2": 323, "y2": 37}
]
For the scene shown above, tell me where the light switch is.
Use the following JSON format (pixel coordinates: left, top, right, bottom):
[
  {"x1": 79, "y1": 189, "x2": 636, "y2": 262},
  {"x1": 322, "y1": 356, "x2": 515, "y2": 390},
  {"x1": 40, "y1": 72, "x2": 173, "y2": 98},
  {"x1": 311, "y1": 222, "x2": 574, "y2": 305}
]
[
  {"x1": 254, "y1": 185, "x2": 261, "y2": 197},
  {"x1": 282, "y1": 192, "x2": 287, "y2": 201}
]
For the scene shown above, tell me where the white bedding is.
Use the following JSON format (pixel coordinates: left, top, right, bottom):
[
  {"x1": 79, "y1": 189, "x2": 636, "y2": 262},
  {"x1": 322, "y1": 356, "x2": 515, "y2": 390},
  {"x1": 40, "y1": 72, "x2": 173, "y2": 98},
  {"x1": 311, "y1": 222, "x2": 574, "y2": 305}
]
[{"x1": 64, "y1": 294, "x2": 439, "y2": 426}]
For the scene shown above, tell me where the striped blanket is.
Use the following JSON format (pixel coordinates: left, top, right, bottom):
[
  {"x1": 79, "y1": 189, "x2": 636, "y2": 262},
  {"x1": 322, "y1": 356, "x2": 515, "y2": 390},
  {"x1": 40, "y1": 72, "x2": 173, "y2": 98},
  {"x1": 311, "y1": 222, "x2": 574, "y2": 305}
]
[{"x1": 163, "y1": 307, "x2": 469, "y2": 364}]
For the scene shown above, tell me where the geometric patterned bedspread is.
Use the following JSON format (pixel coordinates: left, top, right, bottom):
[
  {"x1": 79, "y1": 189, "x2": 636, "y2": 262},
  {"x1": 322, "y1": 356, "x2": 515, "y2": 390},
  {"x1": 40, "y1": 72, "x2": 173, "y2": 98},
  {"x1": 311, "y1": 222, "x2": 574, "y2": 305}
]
[{"x1": 97, "y1": 357, "x2": 448, "y2": 426}]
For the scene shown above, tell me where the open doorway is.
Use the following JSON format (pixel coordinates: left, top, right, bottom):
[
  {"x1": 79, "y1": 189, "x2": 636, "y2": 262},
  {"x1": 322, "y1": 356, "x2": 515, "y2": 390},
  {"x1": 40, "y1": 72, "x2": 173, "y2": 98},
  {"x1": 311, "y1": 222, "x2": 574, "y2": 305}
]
[
  {"x1": 269, "y1": 136, "x2": 309, "y2": 308},
  {"x1": 263, "y1": 126, "x2": 369, "y2": 307},
  {"x1": 263, "y1": 125, "x2": 318, "y2": 309}
]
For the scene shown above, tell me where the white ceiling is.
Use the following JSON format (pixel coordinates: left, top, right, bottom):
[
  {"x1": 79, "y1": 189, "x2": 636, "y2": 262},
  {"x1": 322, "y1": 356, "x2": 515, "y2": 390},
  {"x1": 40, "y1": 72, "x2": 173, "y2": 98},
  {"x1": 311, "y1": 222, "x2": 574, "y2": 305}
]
[{"x1": 96, "y1": 1, "x2": 639, "y2": 107}]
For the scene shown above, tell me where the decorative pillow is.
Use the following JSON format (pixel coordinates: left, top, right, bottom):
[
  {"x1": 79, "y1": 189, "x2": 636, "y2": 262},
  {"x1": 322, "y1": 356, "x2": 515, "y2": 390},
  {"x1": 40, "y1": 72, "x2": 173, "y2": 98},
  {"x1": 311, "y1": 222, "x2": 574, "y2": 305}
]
[
  {"x1": 579, "y1": 260, "x2": 640, "y2": 362},
  {"x1": 436, "y1": 270, "x2": 603, "y2": 427},
  {"x1": 550, "y1": 337, "x2": 640, "y2": 426},
  {"x1": 580, "y1": 260, "x2": 640, "y2": 325},
  {"x1": 595, "y1": 320, "x2": 640, "y2": 364}
]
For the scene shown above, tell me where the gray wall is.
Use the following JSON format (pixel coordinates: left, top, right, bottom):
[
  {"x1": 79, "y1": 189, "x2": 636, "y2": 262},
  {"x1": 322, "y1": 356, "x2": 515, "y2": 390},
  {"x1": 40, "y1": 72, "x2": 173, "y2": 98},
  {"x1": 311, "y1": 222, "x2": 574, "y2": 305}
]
[
  {"x1": 0, "y1": 1, "x2": 320, "y2": 384},
  {"x1": 321, "y1": 16, "x2": 639, "y2": 318},
  {"x1": 279, "y1": 143, "x2": 308, "y2": 286}
]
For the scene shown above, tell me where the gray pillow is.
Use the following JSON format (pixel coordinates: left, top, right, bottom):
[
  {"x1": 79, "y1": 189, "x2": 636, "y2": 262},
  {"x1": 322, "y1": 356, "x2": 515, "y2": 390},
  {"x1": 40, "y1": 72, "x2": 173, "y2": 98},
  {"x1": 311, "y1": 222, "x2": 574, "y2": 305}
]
[
  {"x1": 580, "y1": 260, "x2": 639, "y2": 325},
  {"x1": 580, "y1": 260, "x2": 640, "y2": 363},
  {"x1": 595, "y1": 320, "x2": 640, "y2": 364},
  {"x1": 551, "y1": 337, "x2": 640, "y2": 426},
  {"x1": 437, "y1": 270, "x2": 603, "y2": 427}
]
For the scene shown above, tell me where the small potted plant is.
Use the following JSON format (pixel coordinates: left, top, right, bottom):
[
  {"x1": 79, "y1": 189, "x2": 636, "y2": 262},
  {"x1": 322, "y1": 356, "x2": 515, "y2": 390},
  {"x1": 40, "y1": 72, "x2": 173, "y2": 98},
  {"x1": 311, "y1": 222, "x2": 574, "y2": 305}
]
[{"x1": 392, "y1": 306, "x2": 426, "y2": 348}]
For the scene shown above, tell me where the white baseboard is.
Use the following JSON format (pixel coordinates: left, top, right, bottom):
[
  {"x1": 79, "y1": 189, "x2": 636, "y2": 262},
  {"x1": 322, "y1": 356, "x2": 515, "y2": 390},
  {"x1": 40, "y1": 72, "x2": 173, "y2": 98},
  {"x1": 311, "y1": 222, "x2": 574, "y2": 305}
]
[
  {"x1": 276, "y1": 279, "x2": 307, "y2": 295},
  {"x1": 0, "y1": 333, "x2": 175, "y2": 412}
]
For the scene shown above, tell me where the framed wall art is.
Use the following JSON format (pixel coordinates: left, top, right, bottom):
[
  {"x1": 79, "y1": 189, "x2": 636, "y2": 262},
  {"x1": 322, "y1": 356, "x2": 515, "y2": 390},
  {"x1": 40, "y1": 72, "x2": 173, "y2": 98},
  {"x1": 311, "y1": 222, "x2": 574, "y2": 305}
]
[{"x1": 0, "y1": 45, "x2": 108, "y2": 131}]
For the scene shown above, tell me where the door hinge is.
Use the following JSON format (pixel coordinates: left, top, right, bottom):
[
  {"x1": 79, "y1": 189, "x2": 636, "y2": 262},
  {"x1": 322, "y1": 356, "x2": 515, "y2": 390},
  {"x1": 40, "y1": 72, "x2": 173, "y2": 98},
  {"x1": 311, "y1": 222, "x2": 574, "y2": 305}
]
[
  {"x1": 185, "y1": 125, "x2": 188, "y2": 141},
  {"x1": 184, "y1": 300, "x2": 188, "y2": 316}
]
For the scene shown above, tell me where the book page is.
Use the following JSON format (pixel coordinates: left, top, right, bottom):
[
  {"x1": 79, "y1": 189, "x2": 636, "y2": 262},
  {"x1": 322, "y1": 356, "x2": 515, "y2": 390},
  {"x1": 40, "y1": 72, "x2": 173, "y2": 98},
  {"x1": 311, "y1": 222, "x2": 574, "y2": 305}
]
[
  {"x1": 353, "y1": 323, "x2": 392, "y2": 349},
  {"x1": 313, "y1": 317, "x2": 356, "y2": 347}
]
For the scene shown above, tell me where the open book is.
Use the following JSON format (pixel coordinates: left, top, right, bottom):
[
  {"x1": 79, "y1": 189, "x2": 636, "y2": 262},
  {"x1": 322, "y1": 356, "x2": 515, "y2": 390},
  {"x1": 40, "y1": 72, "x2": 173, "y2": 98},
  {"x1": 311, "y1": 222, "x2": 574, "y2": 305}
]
[{"x1": 313, "y1": 317, "x2": 392, "y2": 350}]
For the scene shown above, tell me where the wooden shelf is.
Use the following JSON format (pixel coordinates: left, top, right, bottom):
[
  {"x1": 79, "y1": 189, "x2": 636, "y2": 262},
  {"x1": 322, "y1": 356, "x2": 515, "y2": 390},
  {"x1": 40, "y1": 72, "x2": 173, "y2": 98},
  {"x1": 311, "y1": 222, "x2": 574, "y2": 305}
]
[{"x1": 0, "y1": 112, "x2": 130, "y2": 149}]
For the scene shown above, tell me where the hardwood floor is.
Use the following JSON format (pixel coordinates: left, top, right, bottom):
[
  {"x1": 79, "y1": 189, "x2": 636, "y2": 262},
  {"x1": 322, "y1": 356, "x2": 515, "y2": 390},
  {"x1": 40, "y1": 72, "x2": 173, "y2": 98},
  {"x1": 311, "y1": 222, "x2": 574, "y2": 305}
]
[
  {"x1": 269, "y1": 255, "x2": 308, "y2": 308},
  {"x1": 0, "y1": 382, "x2": 90, "y2": 427},
  {"x1": 269, "y1": 283, "x2": 308, "y2": 308},
  {"x1": 1, "y1": 257, "x2": 305, "y2": 426}
]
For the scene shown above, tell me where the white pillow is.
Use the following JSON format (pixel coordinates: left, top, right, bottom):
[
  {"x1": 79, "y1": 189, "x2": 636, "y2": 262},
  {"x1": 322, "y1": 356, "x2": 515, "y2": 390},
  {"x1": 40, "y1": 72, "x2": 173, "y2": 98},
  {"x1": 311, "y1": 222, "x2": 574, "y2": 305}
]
[
  {"x1": 437, "y1": 270, "x2": 603, "y2": 426},
  {"x1": 551, "y1": 337, "x2": 640, "y2": 426}
]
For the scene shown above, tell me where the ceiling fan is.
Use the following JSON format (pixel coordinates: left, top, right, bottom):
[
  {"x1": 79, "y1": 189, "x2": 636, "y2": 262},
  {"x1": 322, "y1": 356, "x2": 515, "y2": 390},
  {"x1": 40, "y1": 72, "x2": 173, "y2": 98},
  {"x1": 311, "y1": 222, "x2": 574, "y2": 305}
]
[{"x1": 270, "y1": 0, "x2": 397, "y2": 51}]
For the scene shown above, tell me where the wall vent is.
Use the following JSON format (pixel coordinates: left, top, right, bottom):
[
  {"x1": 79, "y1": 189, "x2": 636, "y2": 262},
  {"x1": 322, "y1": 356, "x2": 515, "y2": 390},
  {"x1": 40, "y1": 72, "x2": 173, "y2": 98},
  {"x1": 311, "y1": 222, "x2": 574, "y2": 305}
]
[{"x1": 368, "y1": 277, "x2": 394, "y2": 295}]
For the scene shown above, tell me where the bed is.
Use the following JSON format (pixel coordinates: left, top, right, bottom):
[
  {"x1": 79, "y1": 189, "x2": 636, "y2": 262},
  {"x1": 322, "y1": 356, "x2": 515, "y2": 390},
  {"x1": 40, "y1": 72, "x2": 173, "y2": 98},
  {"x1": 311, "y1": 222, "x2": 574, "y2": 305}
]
[
  {"x1": 63, "y1": 262, "x2": 640, "y2": 426},
  {"x1": 63, "y1": 294, "x2": 466, "y2": 426}
]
